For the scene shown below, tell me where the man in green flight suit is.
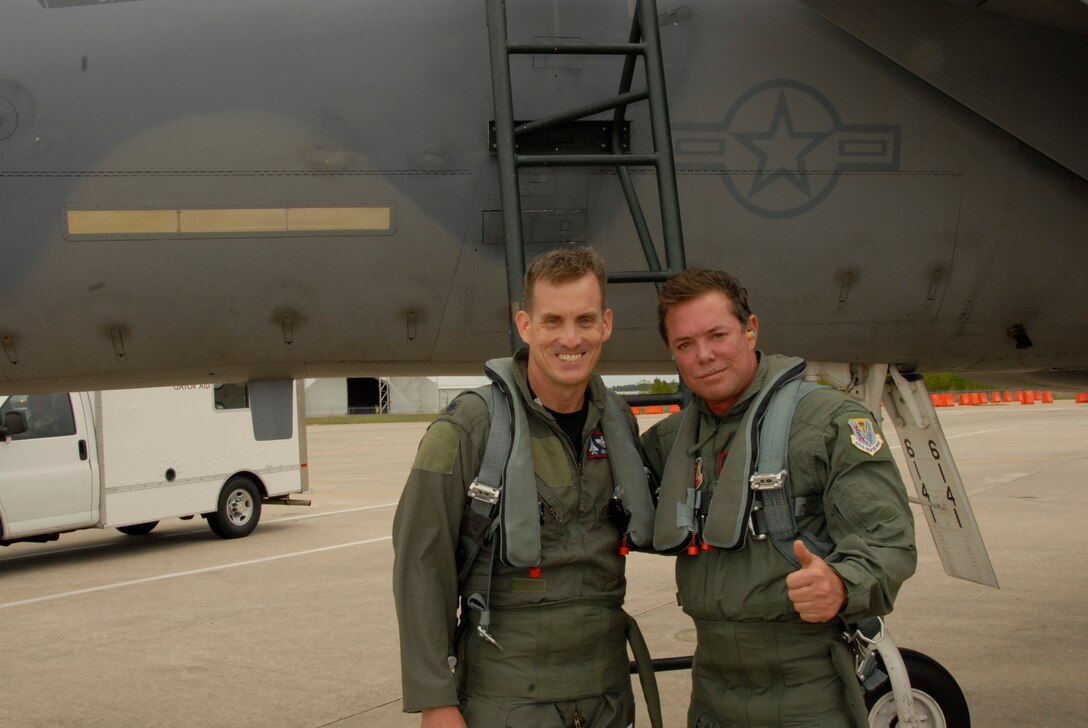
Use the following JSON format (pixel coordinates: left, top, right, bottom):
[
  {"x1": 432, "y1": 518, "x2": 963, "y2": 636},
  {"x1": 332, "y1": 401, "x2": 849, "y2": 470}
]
[
  {"x1": 641, "y1": 269, "x2": 917, "y2": 728},
  {"x1": 393, "y1": 246, "x2": 653, "y2": 728}
]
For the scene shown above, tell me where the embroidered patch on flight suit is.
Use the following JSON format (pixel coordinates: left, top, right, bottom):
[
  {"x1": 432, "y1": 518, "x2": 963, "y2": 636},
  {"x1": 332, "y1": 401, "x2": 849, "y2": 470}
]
[
  {"x1": 848, "y1": 418, "x2": 884, "y2": 456},
  {"x1": 411, "y1": 420, "x2": 460, "y2": 474},
  {"x1": 587, "y1": 431, "x2": 608, "y2": 459}
]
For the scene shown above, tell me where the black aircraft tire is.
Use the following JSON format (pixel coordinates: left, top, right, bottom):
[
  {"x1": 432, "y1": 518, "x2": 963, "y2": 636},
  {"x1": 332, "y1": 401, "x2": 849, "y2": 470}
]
[
  {"x1": 865, "y1": 648, "x2": 970, "y2": 728},
  {"x1": 207, "y1": 476, "x2": 261, "y2": 539},
  {"x1": 117, "y1": 521, "x2": 159, "y2": 536}
]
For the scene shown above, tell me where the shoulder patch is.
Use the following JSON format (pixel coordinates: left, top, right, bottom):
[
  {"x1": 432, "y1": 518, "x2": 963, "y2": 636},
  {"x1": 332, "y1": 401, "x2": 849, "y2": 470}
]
[
  {"x1": 847, "y1": 418, "x2": 884, "y2": 456},
  {"x1": 411, "y1": 420, "x2": 461, "y2": 474}
]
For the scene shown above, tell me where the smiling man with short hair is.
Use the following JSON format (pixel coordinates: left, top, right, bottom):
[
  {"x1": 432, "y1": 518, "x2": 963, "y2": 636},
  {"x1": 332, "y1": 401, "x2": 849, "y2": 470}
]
[{"x1": 393, "y1": 246, "x2": 653, "y2": 728}]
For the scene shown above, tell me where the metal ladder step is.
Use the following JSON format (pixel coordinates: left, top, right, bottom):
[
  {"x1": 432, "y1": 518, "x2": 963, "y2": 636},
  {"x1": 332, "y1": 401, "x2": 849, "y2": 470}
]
[{"x1": 486, "y1": 0, "x2": 687, "y2": 350}]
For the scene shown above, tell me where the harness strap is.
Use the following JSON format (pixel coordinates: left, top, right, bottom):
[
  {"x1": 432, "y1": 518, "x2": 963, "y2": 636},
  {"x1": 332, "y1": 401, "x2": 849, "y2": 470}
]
[
  {"x1": 625, "y1": 613, "x2": 663, "y2": 728},
  {"x1": 455, "y1": 384, "x2": 510, "y2": 587},
  {"x1": 700, "y1": 357, "x2": 808, "y2": 549},
  {"x1": 750, "y1": 379, "x2": 833, "y2": 567}
]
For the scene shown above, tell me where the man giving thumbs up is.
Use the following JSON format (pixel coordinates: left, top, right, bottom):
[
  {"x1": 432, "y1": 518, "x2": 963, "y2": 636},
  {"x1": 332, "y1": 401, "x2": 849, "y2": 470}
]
[
  {"x1": 641, "y1": 269, "x2": 917, "y2": 728},
  {"x1": 787, "y1": 539, "x2": 848, "y2": 623}
]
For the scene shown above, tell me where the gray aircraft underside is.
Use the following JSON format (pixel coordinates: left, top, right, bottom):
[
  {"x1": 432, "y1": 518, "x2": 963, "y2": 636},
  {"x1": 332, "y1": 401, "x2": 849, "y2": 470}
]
[{"x1": 0, "y1": 0, "x2": 1085, "y2": 394}]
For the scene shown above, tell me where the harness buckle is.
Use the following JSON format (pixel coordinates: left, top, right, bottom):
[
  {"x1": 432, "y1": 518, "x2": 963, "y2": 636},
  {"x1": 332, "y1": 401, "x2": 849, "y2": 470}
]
[
  {"x1": 749, "y1": 469, "x2": 787, "y2": 491},
  {"x1": 748, "y1": 502, "x2": 768, "y2": 541},
  {"x1": 842, "y1": 618, "x2": 887, "y2": 688},
  {"x1": 467, "y1": 480, "x2": 501, "y2": 505}
]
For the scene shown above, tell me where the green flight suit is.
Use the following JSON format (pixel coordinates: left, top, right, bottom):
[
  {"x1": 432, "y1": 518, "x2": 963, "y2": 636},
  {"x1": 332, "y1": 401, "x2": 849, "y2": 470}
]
[
  {"x1": 641, "y1": 354, "x2": 917, "y2": 728},
  {"x1": 392, "y1": 350, "x2": 642, "y2": 726}
]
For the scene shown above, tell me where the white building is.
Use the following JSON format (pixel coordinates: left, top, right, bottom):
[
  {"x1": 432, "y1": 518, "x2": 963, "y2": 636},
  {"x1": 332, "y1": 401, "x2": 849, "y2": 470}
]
[
  {"x1": 304, "y1": 377, "x2": 488, "y2": 417},
  {"x1": 303, "y1": 374, "x2": 670, "y2": 417}
]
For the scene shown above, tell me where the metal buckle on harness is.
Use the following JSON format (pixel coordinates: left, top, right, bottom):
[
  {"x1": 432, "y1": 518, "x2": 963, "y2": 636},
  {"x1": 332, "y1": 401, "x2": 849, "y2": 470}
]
[
  {"x1": 842, "y1": 618, "x2": 886, "y2": 683},
  {"x1": 467, "y1": 481, "x2": 501, "y2": 505},
  {"x1": 748, "y1": 471, "x2": 784, "y2": 540},
  {"x1": 749, "y1": 470, "x2": 787, "y2": 491},
  {"x1": 748, "y1": 502, "x2": 768, "y2": 541}
]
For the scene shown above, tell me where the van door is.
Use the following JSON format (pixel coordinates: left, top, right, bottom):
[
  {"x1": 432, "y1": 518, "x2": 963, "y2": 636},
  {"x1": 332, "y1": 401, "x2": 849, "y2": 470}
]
[{"x1": 0, "y1": 393, "x2": 95, "y2": 538}]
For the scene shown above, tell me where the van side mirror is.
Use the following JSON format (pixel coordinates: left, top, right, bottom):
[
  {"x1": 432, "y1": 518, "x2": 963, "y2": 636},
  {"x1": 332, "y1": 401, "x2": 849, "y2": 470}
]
[{"x1": 1, "y1": 410, "x2": 28, "y2": 438}]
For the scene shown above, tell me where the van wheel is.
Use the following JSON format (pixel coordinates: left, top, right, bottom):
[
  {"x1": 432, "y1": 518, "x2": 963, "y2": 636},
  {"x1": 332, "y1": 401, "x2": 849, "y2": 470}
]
[
  {"x1": 117, "y1": 521, "x2": 159, "y2": 536},
  {"x1": 865, "y1": 648, "x2": 970, "y2": 727},
  {"x1": 208, "y1": 477, "x2": 261, "y2": 539}
]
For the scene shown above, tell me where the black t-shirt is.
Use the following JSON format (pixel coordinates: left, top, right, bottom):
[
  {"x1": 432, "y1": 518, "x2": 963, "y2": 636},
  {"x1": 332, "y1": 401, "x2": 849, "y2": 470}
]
[{"x1": 544, "y1": 396, "x2": 589, "y2": 455}]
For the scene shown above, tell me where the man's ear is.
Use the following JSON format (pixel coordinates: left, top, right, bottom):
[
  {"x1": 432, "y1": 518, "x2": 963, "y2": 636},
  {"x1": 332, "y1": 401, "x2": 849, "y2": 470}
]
[{"x1": 515, "y1": 308, "x2": 531, "y2": 344}]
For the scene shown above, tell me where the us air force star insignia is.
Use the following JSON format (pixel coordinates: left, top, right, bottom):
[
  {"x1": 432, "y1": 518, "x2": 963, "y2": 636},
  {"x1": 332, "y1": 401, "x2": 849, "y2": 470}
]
[
  {"x1": 848, "y1": 418, "x2": 884, "y2": 456},
  {"x1": 672, "y1": 79, "x2": 901, "y2": 219}
]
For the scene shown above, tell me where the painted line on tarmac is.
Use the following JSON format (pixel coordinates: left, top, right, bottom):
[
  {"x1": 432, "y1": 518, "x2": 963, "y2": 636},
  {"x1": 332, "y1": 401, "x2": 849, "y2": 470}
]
[
  {"x1": 0, "y1": 535, "x2": 391, "y2": 610},
  {"x1": 268, "y1": 503, "x2": 396, "y2": 523},
  {"x1": 0, "y1": 504, "x2": 396, "y2": 564},
  {"x1": 888, "y1": 429, "x2": 1000, "y2": 450},
  {"x1": 946, "y1": 429, "x2": 1000, "y2": 440}
]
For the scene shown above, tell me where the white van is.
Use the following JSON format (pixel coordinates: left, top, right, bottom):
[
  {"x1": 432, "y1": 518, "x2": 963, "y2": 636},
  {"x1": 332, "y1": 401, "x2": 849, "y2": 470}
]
[{"x1": 0, "y1": 382, "x2": 309, "y2": 546}]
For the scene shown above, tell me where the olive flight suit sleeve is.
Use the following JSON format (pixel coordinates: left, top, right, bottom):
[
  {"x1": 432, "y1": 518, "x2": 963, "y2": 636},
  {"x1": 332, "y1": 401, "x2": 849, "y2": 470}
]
[
  {"x1": 803, "y1": 395, "x2": 918, "y2": 622},
  {"x1": 391, "y1": 398, "x2": 489, "y2": 712}
]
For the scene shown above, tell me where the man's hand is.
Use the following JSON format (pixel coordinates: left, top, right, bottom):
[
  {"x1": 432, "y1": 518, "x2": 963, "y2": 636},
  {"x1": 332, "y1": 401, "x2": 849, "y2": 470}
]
[
  {"x1": 786, "y1": 540, "x2": 847, "y2": 623},
  {"x1": 421, "y1": 705, "x2": 467, "y2": 728}
]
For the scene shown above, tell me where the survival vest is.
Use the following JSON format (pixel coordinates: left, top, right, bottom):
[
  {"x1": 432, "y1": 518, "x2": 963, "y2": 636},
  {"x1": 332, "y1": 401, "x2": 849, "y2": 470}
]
[
  {"x1": 456, "y1": 357, "x2": 656, "y2": 585},
  {"x1": 653, "y1": 355, "x2": 833, "y2": 567}
]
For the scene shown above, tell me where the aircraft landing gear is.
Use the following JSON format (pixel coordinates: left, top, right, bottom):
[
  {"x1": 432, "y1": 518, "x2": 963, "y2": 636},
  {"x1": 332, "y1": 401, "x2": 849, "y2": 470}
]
[
  {"x1": 847, "y1": 618, "x2": 970, "y2": 728},
  {"x1": 865, "y1": 648, "x2": 970, "y2": 727},
  {"x1": 797, "y1": 363, "x2": 993, "y2": 725}
]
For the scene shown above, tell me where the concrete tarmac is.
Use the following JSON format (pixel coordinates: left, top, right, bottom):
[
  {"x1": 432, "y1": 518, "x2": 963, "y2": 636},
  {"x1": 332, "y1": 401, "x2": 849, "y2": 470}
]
[{"x1": 1, "y1": 402, "x2": 1086, "y2": 727}]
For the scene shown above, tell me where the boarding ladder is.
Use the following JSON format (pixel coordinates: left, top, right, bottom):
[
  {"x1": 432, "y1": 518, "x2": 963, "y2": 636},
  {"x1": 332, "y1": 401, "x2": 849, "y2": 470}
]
[{"x1": 485, "y1": 0, "x2": 687, "y2": 351}]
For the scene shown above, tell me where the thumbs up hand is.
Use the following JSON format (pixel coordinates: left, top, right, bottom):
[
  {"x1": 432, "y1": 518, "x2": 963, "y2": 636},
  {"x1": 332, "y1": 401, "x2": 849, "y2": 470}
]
[{"x1": 785, "y1": 540, "x2": 847, "y2": 623}]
